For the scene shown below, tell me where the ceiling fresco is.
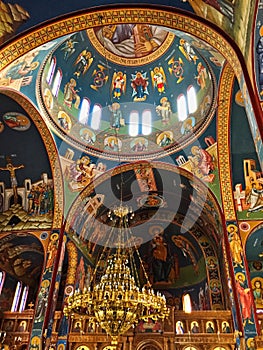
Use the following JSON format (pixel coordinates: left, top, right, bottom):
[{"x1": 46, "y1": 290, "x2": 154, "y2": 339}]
[
  {"x1": 0, "y1": 232, "x2": 44, "y2": 287},
  {"x1": 0, "y1": 93, "x2": 56, "y2": 232},
  {"x1": 37, "y1": 26, "x2": 217, "y2": 161},
  {"x1": 65, "y1": 162, "x2": 226, "y2": 310}
]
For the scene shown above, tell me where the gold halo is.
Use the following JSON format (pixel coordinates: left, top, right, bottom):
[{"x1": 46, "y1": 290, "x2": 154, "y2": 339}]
[
  {"x1": 31, "y1": 61, "x2": 39, "y2": 70},
  {"x1": 227, "y1": 224, "x2": 237, "y2": 233},
  {"x1": 111, "y1": 102, "x2": 120, "y2": 109},
  {"x1": 183, "y1": 118, "x2": 193, "y2": 127},
  {"x1": 105, "y1": 136, "x2": 118, "y2": 144},
  {"x1": 149, "y1": 225, "x2": 163, "y2": 237},
  {"x1": 58, "y1": 111, "x2": 72, "y2": 128},
  {"x1": 156, "y1": 130, "x2": 173, "y2": 145},
  {"x1": 31, "y1": 336, "x2": 40, "y2": 344},
  {"x1": 160, "y1": 96, "x2": 168, "y2": 103},
  {"x1": 235, "y1": 272, "x2": 245, "y2": 281},
  {"x1": 251, "y1": 276, "x2": 263, "y2": 289},
  {"x1": 41, "y1": 279, "x2": 50, "y2": 288},
  {"x1": 247, "y1": 338, "x2": 255, "y2": 348},
  {"x1": 191, "y1": 145, "x2": 200, "y2": 155}
]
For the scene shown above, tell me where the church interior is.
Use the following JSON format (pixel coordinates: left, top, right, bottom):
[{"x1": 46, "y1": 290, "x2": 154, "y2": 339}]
[{"x1": 0, "y1": 1, "x2": 263, "y2": 350}]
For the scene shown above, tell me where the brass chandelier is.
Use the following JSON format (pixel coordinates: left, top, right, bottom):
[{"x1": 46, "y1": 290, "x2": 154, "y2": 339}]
[{"x1": 64, "y1": 201, "x2": 169, "y2": 345}]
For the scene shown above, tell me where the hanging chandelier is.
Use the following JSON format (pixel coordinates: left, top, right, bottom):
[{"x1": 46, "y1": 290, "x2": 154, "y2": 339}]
[{"x1": 64, "y1": 202, "x2": 169, "y2": 345}]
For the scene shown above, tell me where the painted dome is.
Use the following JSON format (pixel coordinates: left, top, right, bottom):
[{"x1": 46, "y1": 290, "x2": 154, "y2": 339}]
[{"x1": 38, "y1": 24, "x2": 217, "y2": 160}]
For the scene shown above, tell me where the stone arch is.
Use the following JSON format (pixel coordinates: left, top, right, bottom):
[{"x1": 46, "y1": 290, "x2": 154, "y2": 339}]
[{"x1": 136, "y1": 340, "x2": 162, "y2": 350}]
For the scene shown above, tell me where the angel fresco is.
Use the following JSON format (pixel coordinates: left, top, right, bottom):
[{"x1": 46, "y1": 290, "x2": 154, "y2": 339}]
[
  {"x1": 168, "y1": 57, "x2": 184, "y2": 83},
  {"x1": 151, "y1": 66, "x2": 166, "y2": 94},
  {"x1": 111, "y1": 71, "x2": 126, "y2": 99},
  {"x1": 61, "y1": 37, "x2": 78, "y2": 60},
  {"x1": 74, "y1": 49, "x2": 93, "y2": 77},
  {"x1": 90, "y1": 64, "x2": 109, "y2": 91},
  {"x1": 179, "y1": 39, "x2": 198, "y2": 64}
]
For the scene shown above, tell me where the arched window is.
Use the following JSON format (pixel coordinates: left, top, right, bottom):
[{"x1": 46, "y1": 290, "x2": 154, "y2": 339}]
[
  {"x1": 18, "y1": 285, "x2": 29, "y2": 312},
  {"x1": 129, "y1": 111, "x2": 139, "y2": 137},
  {"x1": 187, "y1": 85, "x2": 197, "y2": 114},
  {"x1": 79, "y1": 98, "x2": 90, "y2": 125},
  {"x1": 51, "y1": 68, "x2": 62, "y2": 97},
  {"x1": 91, "y1": 104, "x2": 102, "y2": 130},
  {"x1": 182, "y1": 293, "x2": 192, "y2": 313},
  {"x1": 46, "y1": 56, "x2": 56, "y2": 85},
  {"x1": 0, "y1": 271, "x2": 5, "y2": 294},
  {"x1": 177, "y1": 94, "x2": 187, "y2": 121},
  {"x1": 11, "y1": 281, "x2": 22, "y2": 312},
  {"x1": 142, "y1": 110, "x2": 152, "y2": 136}
]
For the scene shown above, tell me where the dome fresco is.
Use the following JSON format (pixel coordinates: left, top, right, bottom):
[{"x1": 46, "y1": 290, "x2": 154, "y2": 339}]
[{"x1": 38, "y1": 24, "x2": 217, "y2": 160}]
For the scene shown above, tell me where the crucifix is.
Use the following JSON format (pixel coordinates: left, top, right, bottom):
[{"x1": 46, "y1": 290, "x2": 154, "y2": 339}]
[{"x1": 0, "y1": 156, "x2": 24, "y2": 204}]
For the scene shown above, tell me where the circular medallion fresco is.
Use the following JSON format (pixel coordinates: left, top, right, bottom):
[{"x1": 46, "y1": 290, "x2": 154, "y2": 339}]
[{"x1": 38, "y1": 24, "x2": 217, "y2": 161}]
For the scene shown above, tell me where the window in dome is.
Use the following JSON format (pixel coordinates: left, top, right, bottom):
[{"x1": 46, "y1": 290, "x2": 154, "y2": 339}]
[
  {"x1": 187, "y1": 85, "x2": 197, "y2": 114},
  {"x1": 142, "y1": 110, "x2": 152, "y2": 136},
  {"x1": 51, "y1": 68, "x2": 62, "y2": 97},
  {"x1": 19, "y1": 285, "x2": 29, "y2": 312},
  {"x1": 11, "y1": 281, "x2": 22, "y2": 312},
  {"x1": 91, "y1": 104, "x2": 102, "y2": 130},
  {"x1": 46, "y1": 56, "x2": 56, "y2": 85},
  {"x1": 129, "y1": 111, "x2": 139, "y2": 137},
  {"x1": 182, "y1": 293, "x2": 192, "y2": 313},
  {"x1": 79, "y1": 98, "x2": 90, "y2": 125},
  {"x1": 177, "y1": 94, "x2": 187, "y2": 122}
]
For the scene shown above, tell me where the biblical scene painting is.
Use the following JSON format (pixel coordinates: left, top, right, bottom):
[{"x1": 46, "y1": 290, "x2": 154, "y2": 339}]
[
  {"x1": 0, "y1": 41, "x2": 58, "y2": 95},
  {"x1": 0, "y1": 94, "x2": 54, "y2": 232}
]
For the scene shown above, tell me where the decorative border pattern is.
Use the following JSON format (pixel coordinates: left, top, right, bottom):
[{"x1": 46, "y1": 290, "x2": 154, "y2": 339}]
[
  {"x1": 0, "y1": 88, "x2": 64, "y2": 228},
  {"x1": 217, "y1": 63, "x2": 236, "y2": 221},
  {"x1": 0, "y1": 8, "x2": 241, "y2": 78}
]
